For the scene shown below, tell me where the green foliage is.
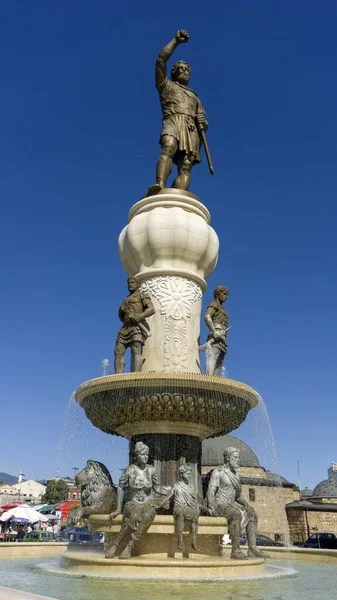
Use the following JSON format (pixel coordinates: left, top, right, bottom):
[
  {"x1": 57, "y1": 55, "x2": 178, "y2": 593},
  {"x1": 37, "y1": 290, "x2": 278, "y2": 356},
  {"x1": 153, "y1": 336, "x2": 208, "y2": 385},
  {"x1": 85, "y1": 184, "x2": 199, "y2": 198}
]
[{"x1": 42, "y1": 479, "x2": 69, "y2": 504}]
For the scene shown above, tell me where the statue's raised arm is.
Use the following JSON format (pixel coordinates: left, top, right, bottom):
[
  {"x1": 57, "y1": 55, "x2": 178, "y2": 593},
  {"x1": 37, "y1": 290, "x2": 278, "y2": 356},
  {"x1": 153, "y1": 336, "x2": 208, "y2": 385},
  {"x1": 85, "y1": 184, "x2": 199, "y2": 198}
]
[{"x1": 155, "y1": 29, "x2": 190, "y2": 89}]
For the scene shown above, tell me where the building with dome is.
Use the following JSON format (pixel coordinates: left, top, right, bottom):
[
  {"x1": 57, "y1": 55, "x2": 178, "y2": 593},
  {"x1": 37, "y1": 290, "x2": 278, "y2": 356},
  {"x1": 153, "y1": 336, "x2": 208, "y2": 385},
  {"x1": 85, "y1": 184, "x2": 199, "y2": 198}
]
[
  {"x1": 312, "y1": 477, "x2": 337, "y2": 502},
  {"x1": 201, "y1": 434, "x2": 299, "y2": 542},
  {"x1": 300, "y1": 487, "x2": 314, "y2": 500},
  {"x1": 286, "y1": 468, "x2": 337, "y2": 543}
]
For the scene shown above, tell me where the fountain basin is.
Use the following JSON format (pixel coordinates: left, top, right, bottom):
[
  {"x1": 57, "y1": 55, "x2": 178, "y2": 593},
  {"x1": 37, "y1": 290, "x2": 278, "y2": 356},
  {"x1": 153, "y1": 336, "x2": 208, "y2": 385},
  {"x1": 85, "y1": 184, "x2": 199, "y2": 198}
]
[
  {"x1": 62, "y1": 552, "x2": 265, "y2": 580},
  {"x1": 75, "y1": 373, "x2": 259, "y2": 439},
  {"x1": 3, "y1": 554, "x2": 337, "y2": 598}
]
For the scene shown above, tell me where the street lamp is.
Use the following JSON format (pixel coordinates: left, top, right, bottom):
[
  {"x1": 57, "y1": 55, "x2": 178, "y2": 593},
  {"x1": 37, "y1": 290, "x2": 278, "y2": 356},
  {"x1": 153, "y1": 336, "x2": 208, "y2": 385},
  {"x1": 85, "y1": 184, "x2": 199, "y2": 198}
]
[{"x1": 297, "y1": 460, "x2": 302, "y2": 494}]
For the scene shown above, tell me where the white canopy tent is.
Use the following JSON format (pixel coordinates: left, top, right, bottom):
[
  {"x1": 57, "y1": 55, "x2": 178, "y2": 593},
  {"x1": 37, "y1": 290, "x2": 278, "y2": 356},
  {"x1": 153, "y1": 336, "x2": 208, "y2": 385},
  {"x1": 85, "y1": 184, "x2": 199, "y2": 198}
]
[{"x1": 0, "y1": 506, "x2": 48, "y2": 523}]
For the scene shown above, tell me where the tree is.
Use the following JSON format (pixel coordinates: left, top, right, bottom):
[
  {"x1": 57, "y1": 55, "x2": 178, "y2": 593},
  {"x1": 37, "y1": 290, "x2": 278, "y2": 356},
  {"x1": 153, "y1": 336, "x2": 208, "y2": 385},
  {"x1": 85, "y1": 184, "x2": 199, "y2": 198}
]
[{"x1": 42, "y1": 479, "x2": 69, "y2": 504}]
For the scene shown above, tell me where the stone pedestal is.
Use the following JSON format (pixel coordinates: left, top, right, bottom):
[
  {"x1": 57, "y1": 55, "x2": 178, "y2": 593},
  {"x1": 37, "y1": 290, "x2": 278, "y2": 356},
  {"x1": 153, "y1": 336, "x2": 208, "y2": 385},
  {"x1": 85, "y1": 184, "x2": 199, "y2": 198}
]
[
  {"x1": 140, "y1": 275, "x2": 203, "y2": 373},
  {"x1": 118, "y1": 189, "x2": 219, "y2": 373},
  {"x1": 88, "y1": 513, "x2": 228, "y2": 557}
]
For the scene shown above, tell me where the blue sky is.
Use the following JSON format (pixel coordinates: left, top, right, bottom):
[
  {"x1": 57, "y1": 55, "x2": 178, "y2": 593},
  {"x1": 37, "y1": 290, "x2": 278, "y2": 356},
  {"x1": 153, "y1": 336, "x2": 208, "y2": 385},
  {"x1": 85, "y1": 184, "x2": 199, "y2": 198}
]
[{"x1": 0, "y1": 1, "x2": 336, "y2": 491}]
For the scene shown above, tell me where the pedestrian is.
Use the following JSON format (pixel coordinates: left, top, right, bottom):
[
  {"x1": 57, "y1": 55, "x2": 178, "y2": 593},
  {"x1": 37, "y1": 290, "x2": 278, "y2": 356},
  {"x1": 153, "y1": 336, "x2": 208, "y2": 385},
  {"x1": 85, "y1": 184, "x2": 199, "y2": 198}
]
[
  {"x1": 52, "y1": 522, "x2": 60, "y2": 537},
  {"x1": 17, "y1": 525, "x2": 25, "y2": 542}
]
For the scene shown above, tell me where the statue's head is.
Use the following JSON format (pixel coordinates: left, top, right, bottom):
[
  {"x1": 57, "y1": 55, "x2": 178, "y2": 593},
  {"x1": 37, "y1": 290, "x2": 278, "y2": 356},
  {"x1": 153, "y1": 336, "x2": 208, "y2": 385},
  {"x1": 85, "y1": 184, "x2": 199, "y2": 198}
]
[
  {"x1": 214, "y1": 285, "x2": 229, "y2": 303},
  {"x1": 178, "y1": 463, "x2": 192, "y2": 483},
  {"x1": 223, "y1": 447, "x2": 240, "y2": 469},
  {"x1": 171, "y1": 60, "x2": 191, "y2": 85},
  {"x1": 134, "y1": 441, "x2": 149, "y2": 465},
  {"x1": 127, "y1": 276, "x2": 140, "y2": 292}
]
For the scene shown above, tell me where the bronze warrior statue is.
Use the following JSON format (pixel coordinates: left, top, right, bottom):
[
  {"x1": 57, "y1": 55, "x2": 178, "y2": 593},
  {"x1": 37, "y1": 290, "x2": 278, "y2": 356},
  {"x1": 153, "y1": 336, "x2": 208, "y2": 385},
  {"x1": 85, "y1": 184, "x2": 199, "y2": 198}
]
[
  {"x1": 107, "y1": 442, "x2": 168, "y2": 559},
  {"x1": 152, "y1": 29, "x2": 209, "y2": 192},
  {"x1": 202, "y1": 285, "x2": 229, "y2": 376},
  {"x1": 206, "y1": 447, "x2": 267, "y2": 560},
  {"x1": 114, "y1": 277, "x2": 155, "y2": 373}
]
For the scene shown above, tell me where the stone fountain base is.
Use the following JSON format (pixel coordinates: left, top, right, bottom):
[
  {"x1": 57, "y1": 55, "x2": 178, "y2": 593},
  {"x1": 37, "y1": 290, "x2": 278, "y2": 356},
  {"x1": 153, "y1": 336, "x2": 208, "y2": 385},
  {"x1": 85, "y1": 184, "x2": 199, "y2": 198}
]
[
  {"x1": 62, "y1": 551, "x2": 265, "y2": 580},
  {"x1": 90, "y1": 514, "x2": 227, "y2": 556},
  {"x1": 67, "y1": 514, "x2": 266, "y2": 579}
]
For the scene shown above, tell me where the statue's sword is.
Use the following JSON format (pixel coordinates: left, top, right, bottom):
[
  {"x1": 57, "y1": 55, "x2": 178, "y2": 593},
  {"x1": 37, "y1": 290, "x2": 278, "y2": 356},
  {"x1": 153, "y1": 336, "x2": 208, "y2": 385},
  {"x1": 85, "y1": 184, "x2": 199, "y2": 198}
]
[
  {"x1": 123, "y1": 308, "x2": 151, "y2": 338},
  {"x1": 198, "y1": 123, "x2": 214, "y2": 175},
  {"x1": 199, "y1": 326, "x2": 231, "y2": 352}
]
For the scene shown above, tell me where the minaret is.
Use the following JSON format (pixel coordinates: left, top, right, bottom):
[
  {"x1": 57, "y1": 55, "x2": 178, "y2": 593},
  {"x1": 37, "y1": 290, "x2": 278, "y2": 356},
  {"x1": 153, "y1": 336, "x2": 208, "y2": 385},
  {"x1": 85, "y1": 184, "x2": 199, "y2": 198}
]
[{"x1": 18, "y1": 468, "x2": 24, "y2": 484}]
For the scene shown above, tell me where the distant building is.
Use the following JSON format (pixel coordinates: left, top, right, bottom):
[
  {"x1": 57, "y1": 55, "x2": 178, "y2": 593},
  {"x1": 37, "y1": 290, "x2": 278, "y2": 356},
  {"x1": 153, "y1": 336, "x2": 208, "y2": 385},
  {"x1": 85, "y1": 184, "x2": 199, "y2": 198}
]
[
  {"x1": 39, "y1": 476, "x2": 75, "y2": 488},
  {"x1": 286, "y1": 466, "x2": 337, "y2": 542},
  {"x1": 0, "y1": 480, "x2": 46, "y2": 505},
  {"x1": 67, "y1": 486, "x2": 81, "y2": 502},
  {"x1": 0, "y1": 480, "x2": 46, "y2": 503},
  {"x1": 0, "y1": 484, "x2": 17, "y2": 497},
  {"x1": 10, "y1": 480, "x2": 46, "y2": 501},
  {"x1": 300, "y1": 487, "x2": 314, "y2": 500}
]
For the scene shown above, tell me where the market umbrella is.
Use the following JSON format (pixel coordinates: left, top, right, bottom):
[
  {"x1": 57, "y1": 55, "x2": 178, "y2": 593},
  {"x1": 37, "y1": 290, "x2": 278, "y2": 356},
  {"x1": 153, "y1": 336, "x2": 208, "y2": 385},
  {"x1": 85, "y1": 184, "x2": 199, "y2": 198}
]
[
  {"x1": 30, "y1": 503, "x2": 48, "y2": 511},
  {"x1": 0, "y1": 506, "x2": 48, "y2": 523},
  {"x1": 46, "y1": 514, "x2": 61, "y2": 520},
  {"x1": 0, "y1": 502, "x2": 24, "y2": 511},
  {"x1": 10, "y1": 517, "x2": 29, "y2": 524},
  {"x1": 38, "y1": 504, "x2": 57, "y2": 514}
]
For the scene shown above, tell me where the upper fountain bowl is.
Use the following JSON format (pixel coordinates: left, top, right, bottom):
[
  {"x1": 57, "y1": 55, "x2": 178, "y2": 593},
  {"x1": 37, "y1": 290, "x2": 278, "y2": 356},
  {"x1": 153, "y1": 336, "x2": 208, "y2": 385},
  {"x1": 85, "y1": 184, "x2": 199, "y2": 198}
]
[{"x1": 75, "y1": 373, "x2": 259, "y2": 440}]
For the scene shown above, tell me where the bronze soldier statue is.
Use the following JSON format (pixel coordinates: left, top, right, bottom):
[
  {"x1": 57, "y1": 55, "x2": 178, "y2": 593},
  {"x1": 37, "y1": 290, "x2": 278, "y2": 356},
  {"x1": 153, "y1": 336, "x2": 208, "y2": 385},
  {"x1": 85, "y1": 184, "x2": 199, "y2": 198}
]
[
  {"x1": 114, "y1": 277, "x2": 155, "y2": 373},
  {"x1": 152, "y1": 29, "x2": 209, "y2": 192},
  {"x1": 207, "y1": 447, "x2": 267, "y2": 560},
  {"x1": 202, "y1": 286, "x2": 229, "y2": 376}
]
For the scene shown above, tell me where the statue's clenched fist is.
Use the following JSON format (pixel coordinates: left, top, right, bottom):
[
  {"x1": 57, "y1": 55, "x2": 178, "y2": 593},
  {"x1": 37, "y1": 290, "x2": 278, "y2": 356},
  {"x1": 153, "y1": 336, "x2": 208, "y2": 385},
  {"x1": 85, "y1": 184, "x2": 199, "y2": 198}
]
[{"x1": 175, "y1": 29, "x2": 190, "y2": 44}]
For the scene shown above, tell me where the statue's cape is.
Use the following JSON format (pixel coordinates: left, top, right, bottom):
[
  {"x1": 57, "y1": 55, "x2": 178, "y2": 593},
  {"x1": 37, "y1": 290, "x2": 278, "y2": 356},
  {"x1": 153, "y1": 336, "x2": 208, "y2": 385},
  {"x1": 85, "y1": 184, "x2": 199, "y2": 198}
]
[
  {"x1": 224, "y1": 466, "x2": 241, "y2": 495},
  {"x1": 173, "y1": 480, "x2": 198, "y2": 508}
]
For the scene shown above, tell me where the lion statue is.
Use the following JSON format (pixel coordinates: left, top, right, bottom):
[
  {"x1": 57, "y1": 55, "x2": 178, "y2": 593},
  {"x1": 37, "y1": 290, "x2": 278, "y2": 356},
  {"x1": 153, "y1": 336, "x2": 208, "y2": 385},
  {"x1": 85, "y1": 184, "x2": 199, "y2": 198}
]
[{"x1": 68, "y1": 460, "x2": 116, "y2": 525}]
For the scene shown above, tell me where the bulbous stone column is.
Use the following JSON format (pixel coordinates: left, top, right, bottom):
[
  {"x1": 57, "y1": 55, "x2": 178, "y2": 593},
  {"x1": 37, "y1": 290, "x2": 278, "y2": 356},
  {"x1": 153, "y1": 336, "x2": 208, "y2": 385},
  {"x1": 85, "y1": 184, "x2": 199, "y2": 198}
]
[{"x1": 118, "y1": 189, "x2": 219, "y2": 373}]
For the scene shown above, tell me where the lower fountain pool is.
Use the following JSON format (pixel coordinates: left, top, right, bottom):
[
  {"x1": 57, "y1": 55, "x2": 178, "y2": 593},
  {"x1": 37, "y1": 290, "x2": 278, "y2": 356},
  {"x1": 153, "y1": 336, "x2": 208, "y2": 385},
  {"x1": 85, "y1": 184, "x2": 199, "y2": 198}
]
[{"x1": 0, "y1": 557, "x2": 336, "y2": 600}]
